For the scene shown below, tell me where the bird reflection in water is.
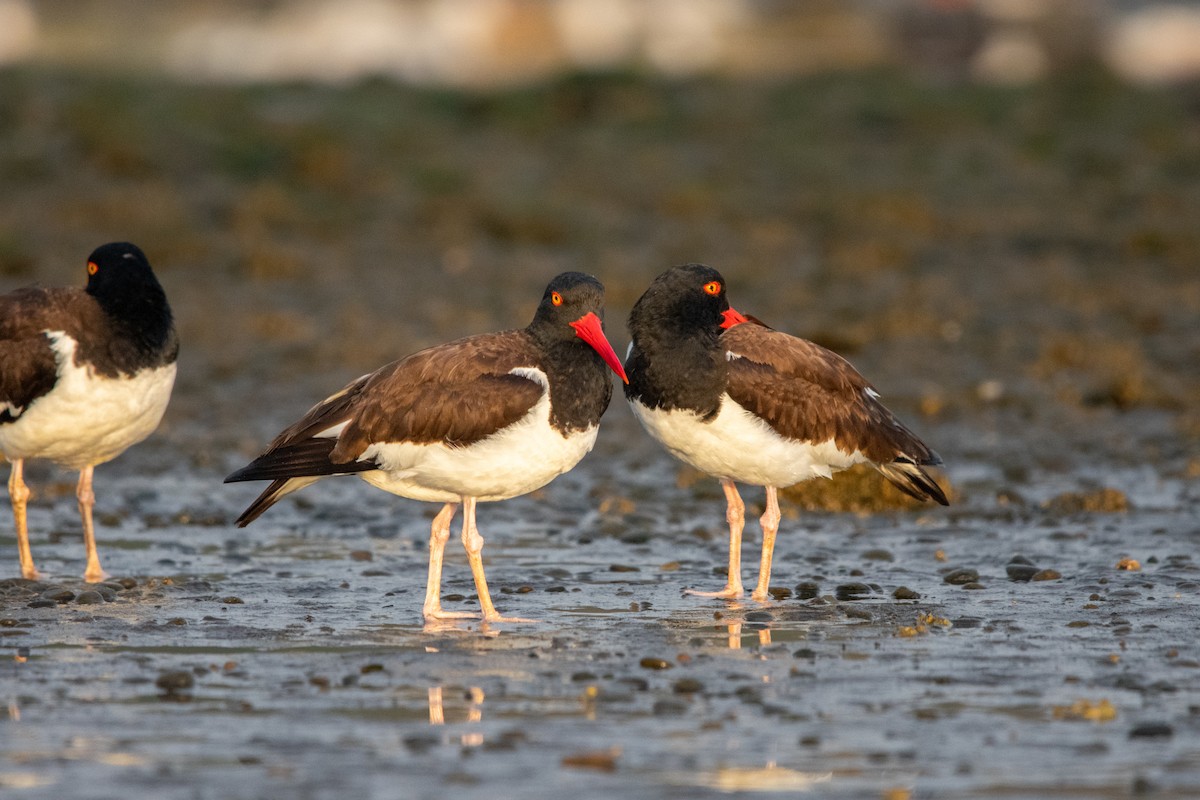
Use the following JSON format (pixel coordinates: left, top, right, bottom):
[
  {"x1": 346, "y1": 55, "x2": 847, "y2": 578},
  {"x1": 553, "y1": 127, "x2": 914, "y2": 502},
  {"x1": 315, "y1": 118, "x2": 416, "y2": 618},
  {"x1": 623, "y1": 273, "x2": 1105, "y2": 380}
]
[
  {"x1": 428, "y1": 686, "x2": 485, "y2": 747},
  {"x1": 725, "y1": 622, "x2": 773, "y2": 649}
]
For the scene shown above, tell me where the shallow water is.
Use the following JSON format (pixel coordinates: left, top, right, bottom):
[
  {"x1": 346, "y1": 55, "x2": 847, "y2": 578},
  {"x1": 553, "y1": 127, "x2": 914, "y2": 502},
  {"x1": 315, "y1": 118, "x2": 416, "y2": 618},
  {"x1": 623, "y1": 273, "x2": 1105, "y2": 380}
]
[
  {"x1": 2, "y1": 69, "x2": 1200, "y2": 799},
  {"x1": 3, "y1": 403, "x2": 1199, "y2": 799}
]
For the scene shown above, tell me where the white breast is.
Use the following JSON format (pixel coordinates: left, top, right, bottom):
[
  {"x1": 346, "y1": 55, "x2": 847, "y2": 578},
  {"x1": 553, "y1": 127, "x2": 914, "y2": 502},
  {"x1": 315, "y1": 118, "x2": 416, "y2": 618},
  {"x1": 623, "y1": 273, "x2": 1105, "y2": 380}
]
[
  {"x1": 358, "y1": 367, "x2": 599, "y2": 502},
  {"x1": 0, "y1": 332, "x2": 177, "y2": 469},
  {"x1": 629, "y1": 394, "x2": 865, "y2": 488}
]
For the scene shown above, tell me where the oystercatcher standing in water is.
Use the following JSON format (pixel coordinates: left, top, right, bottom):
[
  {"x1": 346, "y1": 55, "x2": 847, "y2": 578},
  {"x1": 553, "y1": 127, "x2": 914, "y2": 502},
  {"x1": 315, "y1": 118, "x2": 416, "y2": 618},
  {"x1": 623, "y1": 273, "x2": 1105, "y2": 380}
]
[
  {"x1": 624, "y1": 264, "x2": 947, "y2": 602},
  {"x1": 1, "y1": 242, "x2": 178, "y2": 582},
  {"x1": 226, "y1": 272, "x2": 628, "y2": 624}
]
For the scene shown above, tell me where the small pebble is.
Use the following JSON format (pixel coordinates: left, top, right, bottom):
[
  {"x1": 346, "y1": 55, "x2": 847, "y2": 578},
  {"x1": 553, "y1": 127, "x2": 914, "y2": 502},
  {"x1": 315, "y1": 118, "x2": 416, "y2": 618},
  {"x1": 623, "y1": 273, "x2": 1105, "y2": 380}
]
[
  {"x1": 893, "y1": 586, "x2": 921, "y2": 600},
  {"x1": 1008, "y1": 554, "x2": 1035, "y2": 566},
  {"x1": 652, "y1": 699, "x2": 688, "y2": 716},
  {"x1": 1033, "y1": 569, "x2": 1062, "y2": 581},
  {"x1": 1128, "y1": 722, "x2": 1173, "y2": 739},
  {"x1": 74, "y1": 591, "x2": 105, "y2": 605},
  {"x1": 1006, "y1": 564, "x2": 1039, "y2": 582},
  {"x1": 861, "y1": 549, "x2": 894, "y2": 562},
  {"x1": 562, "y1": 748, "x2": 621, "y2": 770},
  {"x1": 349, "y1": 550, "x2": 373, "y2": 562},
  {"x1": 943, "y1": 568, "x2": 979, "y2": 585},
  {"x1": 794, "y1": 582, "x2": 820, "y2": 600},
  {"x1": 221, "y1": 597, "x2": 244, "y2": 605},
  {"x1": 155, "y1": 670, "x2": 195, "y2": 693},
  {"x1": 673, "y1": 678, "x2": 704, "y2": 694},
  {"x1": 835, "y1": 582, "x2": 874, "y2": 600},
  {"x1": 609, "y1": 564, "x2": 640, "y2": 573},
  {"x1": 41, "y1": 587, "x2": 75, "y2": 603},
  {"x1": 639, "y1": 657, "x2": 672, "y2": 670},
  {"x1": 962, "y1": 582, "x2": 986, "y2": 590}
]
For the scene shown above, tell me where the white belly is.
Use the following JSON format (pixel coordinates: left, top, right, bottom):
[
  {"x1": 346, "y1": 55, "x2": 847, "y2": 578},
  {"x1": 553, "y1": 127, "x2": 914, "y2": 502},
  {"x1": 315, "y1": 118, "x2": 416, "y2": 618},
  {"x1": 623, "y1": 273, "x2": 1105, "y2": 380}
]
[
  {"x1": 358, "y1": 379, "x2": 599, "y2": 503},
  {"x1": 0, "y1": 333, "x2": 177, "y2": 469},
  {"x1": 629, "y1": 394, "x2": 865, "y2": 487}
]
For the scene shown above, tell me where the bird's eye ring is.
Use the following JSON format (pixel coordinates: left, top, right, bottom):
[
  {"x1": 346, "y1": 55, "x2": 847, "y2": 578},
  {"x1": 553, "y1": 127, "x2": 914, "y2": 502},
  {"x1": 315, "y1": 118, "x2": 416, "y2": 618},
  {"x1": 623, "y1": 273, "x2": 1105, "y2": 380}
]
[
  {"x1": 551, "y1": 291, "x2": 563, "y2": 306},
  {"x1": 87, "y1": 262, "x2": 99, "y2": 276},
  {"x1": 703, "y1": 281, "x2": 721, "y2": 296}
]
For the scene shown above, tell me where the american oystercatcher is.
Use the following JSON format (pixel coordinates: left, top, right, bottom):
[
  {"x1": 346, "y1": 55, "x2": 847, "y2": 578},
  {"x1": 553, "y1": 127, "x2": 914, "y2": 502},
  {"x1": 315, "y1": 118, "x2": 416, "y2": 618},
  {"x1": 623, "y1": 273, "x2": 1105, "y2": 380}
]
[
  {"x1": 1, "y1": 242, "x2": 178, "y2": 582},
  {"x1": 225, "y1": 272, "x2": 628, "y2": 623},
  {"x1": 624, "y1": 264, "x2": 947, "y2": 602}
]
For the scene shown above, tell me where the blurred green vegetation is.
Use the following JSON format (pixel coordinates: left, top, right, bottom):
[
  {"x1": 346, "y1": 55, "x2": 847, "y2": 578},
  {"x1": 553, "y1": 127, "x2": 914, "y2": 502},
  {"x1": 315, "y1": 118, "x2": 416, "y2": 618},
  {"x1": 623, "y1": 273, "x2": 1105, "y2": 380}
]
[{"x1": 0, "y1": 67, "x2": 1196, "y2": 445}]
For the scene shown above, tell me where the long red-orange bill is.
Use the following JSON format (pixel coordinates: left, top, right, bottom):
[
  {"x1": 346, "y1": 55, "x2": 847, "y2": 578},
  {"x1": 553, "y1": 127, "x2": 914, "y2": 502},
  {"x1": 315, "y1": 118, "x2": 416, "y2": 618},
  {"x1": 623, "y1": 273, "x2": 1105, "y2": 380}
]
[
  {"x1": 721, "y1": 307, "x2": 749, "y2": 329},
  {"x1": 570, "y1": 312, "x2": 629, "y2": 384}
]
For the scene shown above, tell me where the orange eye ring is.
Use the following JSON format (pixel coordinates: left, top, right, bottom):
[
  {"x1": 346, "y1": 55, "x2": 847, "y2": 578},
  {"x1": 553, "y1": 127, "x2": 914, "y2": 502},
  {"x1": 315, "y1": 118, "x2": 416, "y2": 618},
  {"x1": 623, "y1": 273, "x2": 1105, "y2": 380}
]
[
  {"x1": 551, "y1": 291, "x2": 563, "y2": 306},
  {"x1": 87, "y1": 261, "x2": 99, "y2": 276},
  {"x1": 702, "y1": 281, "x2": 721, "y2": 296}
]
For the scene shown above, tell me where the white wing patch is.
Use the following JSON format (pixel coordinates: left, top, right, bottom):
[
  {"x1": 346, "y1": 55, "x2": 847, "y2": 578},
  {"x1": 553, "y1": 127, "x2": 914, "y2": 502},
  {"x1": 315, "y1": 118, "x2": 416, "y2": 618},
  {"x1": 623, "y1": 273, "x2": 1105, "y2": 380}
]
[
  {"x1": 0, "y1": 332, "x2": 176, "y2": 469},
  {"x1": 629, "y1": 394, "x2": 866, "y2": 488},
  {"x1": 358, "y1": 365, "x2": 597, "y2": 503}
]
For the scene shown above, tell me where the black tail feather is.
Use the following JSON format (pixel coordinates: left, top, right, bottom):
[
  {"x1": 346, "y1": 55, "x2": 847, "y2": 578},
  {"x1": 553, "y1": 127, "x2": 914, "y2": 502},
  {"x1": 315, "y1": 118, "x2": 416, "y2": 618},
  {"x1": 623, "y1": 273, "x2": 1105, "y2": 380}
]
[
  {"x1": 236, "y1": 478, "x2": 295, "y2": 527},
  {"x1": 877, "y1": 461, "x2": 949, "y2": 506},
  {"x1": 225, "y1": 438, "x2": 375, "y2": 484}
]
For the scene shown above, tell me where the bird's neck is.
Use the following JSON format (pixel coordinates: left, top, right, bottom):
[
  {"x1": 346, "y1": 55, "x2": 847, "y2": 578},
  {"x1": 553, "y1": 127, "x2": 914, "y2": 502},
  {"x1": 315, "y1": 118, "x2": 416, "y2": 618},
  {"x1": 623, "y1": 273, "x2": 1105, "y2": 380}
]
[
  {"x1": 95, "y1": 285, "x2": 177, "y2": 363},
  {"x1": 625, "y1": 327, "x2": 725, "y2": 415}
]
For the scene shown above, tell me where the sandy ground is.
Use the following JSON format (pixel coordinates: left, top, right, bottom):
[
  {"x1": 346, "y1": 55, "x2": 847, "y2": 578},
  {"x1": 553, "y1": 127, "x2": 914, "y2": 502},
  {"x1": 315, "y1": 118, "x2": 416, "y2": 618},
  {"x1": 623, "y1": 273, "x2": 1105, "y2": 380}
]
[{"x1": 0, "y1": 68, "x2": 1198, "y2": 798}]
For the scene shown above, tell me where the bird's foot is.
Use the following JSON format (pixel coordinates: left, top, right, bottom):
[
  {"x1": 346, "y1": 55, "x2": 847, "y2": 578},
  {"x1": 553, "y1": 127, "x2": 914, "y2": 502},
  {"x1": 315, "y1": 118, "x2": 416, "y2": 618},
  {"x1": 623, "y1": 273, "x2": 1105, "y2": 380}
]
[
  {"x1": 685, "y1": 584, "x2": 745, "y2": 600},
  {"x1": 480, "y1": 613, "x2": 538, "y2": 624},
  {"x1": 83, "y1": 567, "x2": 109, "y2": 584},
  {"x1": 423, "y1": 607, "x2": 479, "y2": 621},
  {"x1": 21, "y1": 566, "x2": 42, "y2": 581}
]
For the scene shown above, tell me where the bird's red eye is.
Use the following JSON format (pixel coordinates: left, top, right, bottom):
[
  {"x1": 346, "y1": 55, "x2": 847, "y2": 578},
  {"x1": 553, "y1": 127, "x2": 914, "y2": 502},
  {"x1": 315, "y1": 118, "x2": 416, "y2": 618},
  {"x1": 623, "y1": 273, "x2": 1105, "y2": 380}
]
[
  {"x1": 551, "y1": 291, "x2": 563, "y2": 306},
  {"x1": 87, "y1": 261, "x2": 99, "y2": 276},
  {"x1": 703, "y1": 281, "x2": 721, "y2": 296}
]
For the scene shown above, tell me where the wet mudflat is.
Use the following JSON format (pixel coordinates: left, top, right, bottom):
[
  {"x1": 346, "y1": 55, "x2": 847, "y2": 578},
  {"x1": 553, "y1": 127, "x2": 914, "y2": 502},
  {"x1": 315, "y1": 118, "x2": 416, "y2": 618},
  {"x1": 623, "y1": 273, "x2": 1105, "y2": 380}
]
[{"x1": 1, "y1": 69, "x2": 1199, "y2": 798}]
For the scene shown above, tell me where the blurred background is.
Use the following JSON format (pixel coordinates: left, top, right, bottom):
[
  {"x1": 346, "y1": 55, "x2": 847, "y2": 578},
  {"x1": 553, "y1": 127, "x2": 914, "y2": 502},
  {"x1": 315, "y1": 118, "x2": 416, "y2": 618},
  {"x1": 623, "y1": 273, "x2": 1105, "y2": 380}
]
[
  {"x1": 0, "y1": 0, "x2": 1196, "y2": 489},
  {"x1": 3, "y1": 6, "x2": 1200, "y2": 796}
]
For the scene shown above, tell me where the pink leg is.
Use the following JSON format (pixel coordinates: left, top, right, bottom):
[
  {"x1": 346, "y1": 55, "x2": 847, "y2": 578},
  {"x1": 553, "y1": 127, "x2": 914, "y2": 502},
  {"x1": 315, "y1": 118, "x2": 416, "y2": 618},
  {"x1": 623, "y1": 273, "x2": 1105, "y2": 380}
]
[
  {"x1": 687, "y1": 478, "x2": 746, "y2": 599},
  {"x1": 9, "y1": 460, "x2": 39, "y2": 580},
  {"x1": 422, "y1": 502, "x2": 475, "y2": 621},
  {"x1": 749, "y1": 486, "x2": 781, "y2": 602},
  {"x1": 79, "y1": 466, "x2": 107, "y2": 583},
  {"x1": 461, "y1": 497, "x2": 534, "y2": 624}
]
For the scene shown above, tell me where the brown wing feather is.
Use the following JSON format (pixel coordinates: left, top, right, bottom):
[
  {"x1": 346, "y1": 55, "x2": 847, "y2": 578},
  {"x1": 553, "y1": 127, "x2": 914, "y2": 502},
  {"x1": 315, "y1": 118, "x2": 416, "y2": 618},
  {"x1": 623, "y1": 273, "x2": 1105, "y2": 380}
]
[
  {"x1": 330, "y1": 331, "x2": 544, "y2": 463},
  {"x1": 721, "y1": 324, "x2": 940, "y2": 466},
  {"x1": 230, "y1": 330, "x2": 547, "y2": 485},
  {"x1": 0, "y1": 288, "x2": 103, "y2": 422}
]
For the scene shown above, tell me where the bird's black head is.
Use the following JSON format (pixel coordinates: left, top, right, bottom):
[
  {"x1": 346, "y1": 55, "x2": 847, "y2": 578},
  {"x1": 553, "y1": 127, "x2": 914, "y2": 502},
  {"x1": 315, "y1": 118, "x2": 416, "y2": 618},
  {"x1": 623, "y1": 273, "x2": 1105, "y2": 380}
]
[
  {"x1": 628, "y1": 263, "x2": 744, "y2": 343},
  {"x1": 528, "y1": 272, "x2": 627, "y2": 383},
  {"x1": 84, "y1": 242, "x2": 175, "y2": 356}
]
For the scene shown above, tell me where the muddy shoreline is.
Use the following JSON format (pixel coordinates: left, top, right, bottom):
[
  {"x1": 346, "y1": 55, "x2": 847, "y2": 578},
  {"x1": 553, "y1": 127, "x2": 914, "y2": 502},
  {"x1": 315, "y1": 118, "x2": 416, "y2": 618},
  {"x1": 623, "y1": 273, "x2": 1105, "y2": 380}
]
[{"x1": 2, "y1": 69, "x2": 1199, "y2": 798}]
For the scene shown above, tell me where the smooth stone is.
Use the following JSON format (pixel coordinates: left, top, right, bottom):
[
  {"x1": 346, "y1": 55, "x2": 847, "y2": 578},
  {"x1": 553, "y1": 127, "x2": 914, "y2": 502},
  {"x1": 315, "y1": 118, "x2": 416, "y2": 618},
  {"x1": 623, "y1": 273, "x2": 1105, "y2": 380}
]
[
  {"x1": 1006, "y1": 564, "x2": 1039, "y2": 581},
  {"x1": 943, "y1": 568, "x2": 980, "y2": 585}
]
